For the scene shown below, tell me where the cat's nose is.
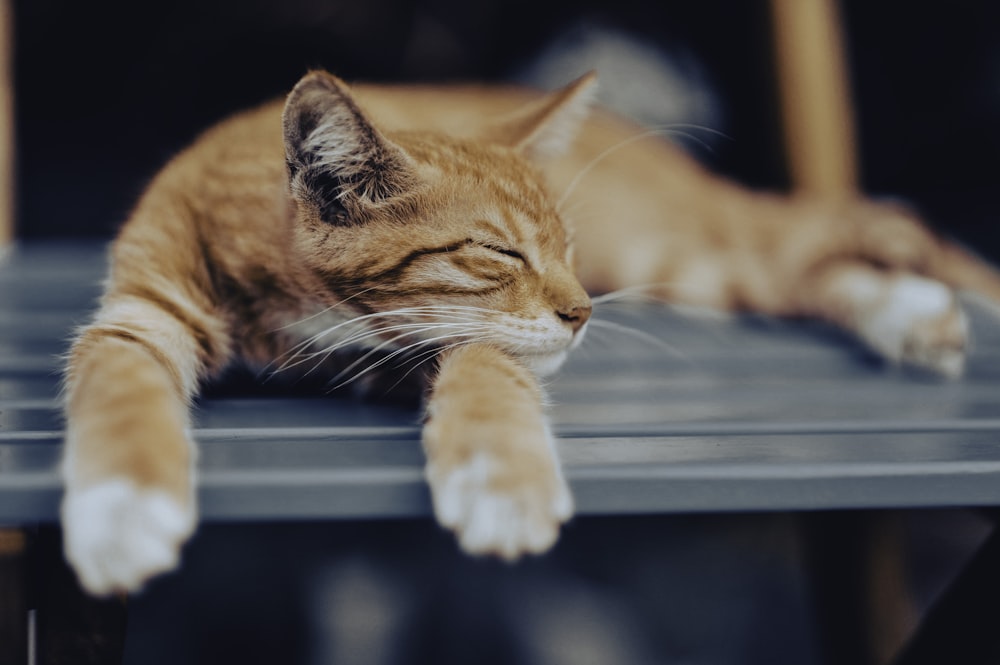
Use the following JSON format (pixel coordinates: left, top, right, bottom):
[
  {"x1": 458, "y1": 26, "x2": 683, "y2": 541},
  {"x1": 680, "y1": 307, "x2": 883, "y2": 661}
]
[{"x1": 557, "y1": 304, "x2": 592, "y2": 333}]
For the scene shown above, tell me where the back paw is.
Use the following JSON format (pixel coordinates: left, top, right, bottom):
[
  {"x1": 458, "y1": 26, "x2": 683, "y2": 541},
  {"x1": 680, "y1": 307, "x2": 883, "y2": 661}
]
[{"x1": 859, "y1": 275, "x2": 966, "y2": 377}]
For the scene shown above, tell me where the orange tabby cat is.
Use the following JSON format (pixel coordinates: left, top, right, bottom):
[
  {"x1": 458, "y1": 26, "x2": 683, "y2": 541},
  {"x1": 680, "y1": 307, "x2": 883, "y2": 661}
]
[{"x1": 62, "y1": 70, "x2": 1000, "y2": 595}]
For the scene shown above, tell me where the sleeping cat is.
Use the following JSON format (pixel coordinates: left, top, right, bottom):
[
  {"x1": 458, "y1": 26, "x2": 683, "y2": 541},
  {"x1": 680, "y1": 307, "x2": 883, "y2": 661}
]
[{"x1": 62, "y1": 70, "x2": 1000, "y2": 595}]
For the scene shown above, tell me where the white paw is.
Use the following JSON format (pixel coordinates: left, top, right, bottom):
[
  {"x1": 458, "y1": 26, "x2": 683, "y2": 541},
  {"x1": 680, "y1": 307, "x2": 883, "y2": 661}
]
[
  {"x1": 860, "y1": 276, "x2": 967, "y2": 377},
  {"x1": 61, "y1": 479, "x2": 195, "y2": 595},
  {"x1": 428, "y1": 452, "x2": 573, "y2": 561}
]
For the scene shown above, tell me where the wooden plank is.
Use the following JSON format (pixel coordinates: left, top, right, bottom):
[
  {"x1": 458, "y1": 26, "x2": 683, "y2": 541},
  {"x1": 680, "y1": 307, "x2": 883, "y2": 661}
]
[{"x1": 770, "y1": 0, "x2": 858, "y2": 196}]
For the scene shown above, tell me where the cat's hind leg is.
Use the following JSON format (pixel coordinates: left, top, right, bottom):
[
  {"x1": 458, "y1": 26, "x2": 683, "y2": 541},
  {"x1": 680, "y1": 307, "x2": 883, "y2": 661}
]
[
  {"x1": 62, "y1": 295, "x2": 223, "y2": 594},
  {"x1": 422, "y1": 344, "x2": 573, "y2": 559},
  {"x1": 791, "y1": 202, "x2": 1000, "y2": 377}
]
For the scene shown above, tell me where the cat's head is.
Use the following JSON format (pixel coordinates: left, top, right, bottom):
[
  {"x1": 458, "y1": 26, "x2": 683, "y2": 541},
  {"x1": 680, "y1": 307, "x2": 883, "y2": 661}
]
[{"x1": 281, "y1": 70, "x2": 596, "y2": 376}]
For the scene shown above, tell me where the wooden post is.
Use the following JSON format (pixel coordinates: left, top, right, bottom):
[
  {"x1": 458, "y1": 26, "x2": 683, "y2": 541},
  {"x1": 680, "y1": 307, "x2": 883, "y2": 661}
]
[{"x1": 770, "y1": 0, "x2": 858, "y2": 198}]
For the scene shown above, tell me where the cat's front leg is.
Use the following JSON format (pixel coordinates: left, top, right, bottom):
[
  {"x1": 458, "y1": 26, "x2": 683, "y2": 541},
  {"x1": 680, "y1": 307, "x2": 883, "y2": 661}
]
[
  {"x1": 62, "y1": 296, "x2": 219, "y2": 595},
  {"x1": 423, "y1": 344, "x2": 573, "y2": 560}
]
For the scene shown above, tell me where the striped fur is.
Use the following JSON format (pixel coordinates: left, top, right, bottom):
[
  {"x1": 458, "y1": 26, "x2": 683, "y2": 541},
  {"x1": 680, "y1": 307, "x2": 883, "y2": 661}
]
[{"x1": 62, "y1": 70, "x2": 1000, "y2": 594}]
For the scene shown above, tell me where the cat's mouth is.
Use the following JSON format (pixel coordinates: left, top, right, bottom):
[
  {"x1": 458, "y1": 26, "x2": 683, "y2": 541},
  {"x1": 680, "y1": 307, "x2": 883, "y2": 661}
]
[
  {"x1": 513, "y1": 319, "x2": 588, "y2": 376},
  {"x1": 519, "y1": 350, "x2": 570, "y2": 377}
]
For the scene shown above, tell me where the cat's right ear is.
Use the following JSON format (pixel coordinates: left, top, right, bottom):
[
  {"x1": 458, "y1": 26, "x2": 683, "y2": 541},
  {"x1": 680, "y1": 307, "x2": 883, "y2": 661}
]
[
  {"x1": 282, "y1": 71, "x2": 415, "y2": 224},
  {"x1": 484, "y1": 72, "x2": 599, "y2": 160}
]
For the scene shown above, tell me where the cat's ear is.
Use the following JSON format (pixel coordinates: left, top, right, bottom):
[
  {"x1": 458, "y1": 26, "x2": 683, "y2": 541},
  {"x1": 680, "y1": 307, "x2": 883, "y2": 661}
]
[
  {"x1": 282, "y1": 71, "x2": 415, "y2": 224},
  {"x1": 486, "y1": 72, "x2": 598, "y2": 160}
]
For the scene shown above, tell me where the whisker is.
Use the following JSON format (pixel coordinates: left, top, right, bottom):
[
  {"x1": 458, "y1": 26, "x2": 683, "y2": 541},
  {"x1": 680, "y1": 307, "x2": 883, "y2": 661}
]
[
  {"x1": 286, "y1": 326, "x2": 431, "y2": 382},
  {"x1": 590, "y1": 283, "x2": 681, "y2": 305},
  {"x1": 653, "y1": 123, "x2": 731, "y2": 155},
  {"x1": 591, "y1": 284, "x2": 734, "y2": 322},
  {"x1": 328, "y1": 330, "x2": 487, "y2": 391},
  {"x1": 266, "y1": 305, "x2": 491, "y2": 373},
  {"x1": 586, "y1": 318, "x2": 687, "y2": 359},
  {"x1": 385, "y1": 339, "x2": 475, "y2": 393},
  {"x1": 577, "y1": 321, "x2": 614, "y2": 346},
  {"x1": 279, "y1": 321, "x2": 491, "y2": 379},
  {"x1": 557, "y1": 129, "x2": 664, "y2": 211},
  {"x1": 655, "y1": 122, "x2": 733, "y2": 142},
  {"x1": 556, "y1": 124, "x2": 732, "y2": 212},
  {"x1": 306, "y1": 314, "x2": 492, "y2": 381},
  {"x1": 335, "y1": 322, "x2": 491, "y2": 375},
  {"x1": 391, "y1": 328, "x2": 501, "y2": 372},
  {"x1": 269, "y1": 286, "x2": 380, "y2": 333}
]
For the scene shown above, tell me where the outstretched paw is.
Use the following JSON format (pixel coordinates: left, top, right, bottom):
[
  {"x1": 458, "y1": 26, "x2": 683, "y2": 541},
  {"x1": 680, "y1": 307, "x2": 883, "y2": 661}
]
[
  {"x1": 427, "y1": 446, "x2": 573, "y2": 561},
  {"x1": 861, "y1": 275, "x2": 967, "y2": 377},
  {"x1": 62, "y1": 479, "x2": 195, "y2": 595}
]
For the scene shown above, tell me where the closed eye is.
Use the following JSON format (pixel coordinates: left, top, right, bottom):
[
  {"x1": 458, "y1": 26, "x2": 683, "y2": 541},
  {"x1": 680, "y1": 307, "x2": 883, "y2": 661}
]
[{"x1": 483, "y1": 244, "x2": 526, "y2": 263}]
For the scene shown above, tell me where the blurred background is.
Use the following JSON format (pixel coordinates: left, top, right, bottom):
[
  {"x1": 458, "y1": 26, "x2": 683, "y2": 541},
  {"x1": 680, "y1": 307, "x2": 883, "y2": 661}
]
[
  {"x1": 5, "y1": 0, "x2": 1000, "y2": 663},
  {"x1": 10, "y1": 0, "x2": 1000, "y2": 258}
]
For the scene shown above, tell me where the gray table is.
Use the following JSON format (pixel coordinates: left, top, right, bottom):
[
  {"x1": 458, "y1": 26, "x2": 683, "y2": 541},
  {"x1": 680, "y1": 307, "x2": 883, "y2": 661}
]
[
  {"x1": 3, "y1": 241, "x2": 1000, "y2": 665},
  {"x1": 3, "y1": 242, "x2": 1000, "y2": 523}
]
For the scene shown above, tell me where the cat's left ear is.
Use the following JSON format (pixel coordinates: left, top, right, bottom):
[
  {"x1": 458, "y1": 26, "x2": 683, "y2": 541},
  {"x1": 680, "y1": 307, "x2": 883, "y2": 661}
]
[
  {"x1": 282, "y1": 71, "x2": 415, "y2": 224},
  {"x1": 486, "y1": 72, "x2": 598, "y2": 160}
]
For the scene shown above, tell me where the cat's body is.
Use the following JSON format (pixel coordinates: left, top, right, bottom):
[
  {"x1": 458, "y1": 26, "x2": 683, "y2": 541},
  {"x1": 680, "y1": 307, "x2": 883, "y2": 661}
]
[{"x1": 62, "y1": 71, "x2": 1000, "y2": 595}]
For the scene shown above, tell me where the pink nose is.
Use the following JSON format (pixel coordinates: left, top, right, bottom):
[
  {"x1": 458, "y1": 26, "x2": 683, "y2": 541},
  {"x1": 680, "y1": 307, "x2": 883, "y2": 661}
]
[{"x1": 558, "y1": 305, "x2": 592, "y2": 333}]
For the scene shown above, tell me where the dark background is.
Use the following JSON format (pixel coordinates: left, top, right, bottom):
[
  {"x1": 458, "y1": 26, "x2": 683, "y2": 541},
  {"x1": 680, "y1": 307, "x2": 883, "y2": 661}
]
[{"x1": 11, "y1": 0, "x2": 1000, "y2": 260}]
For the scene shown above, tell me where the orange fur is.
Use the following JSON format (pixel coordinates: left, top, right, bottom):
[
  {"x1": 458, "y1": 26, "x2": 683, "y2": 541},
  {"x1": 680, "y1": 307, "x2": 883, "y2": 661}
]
[
  {"x1": 61, "y1": 70, "x2": 1000, "y2": 594},
  {"x1": 423, "y1": 344, "x2": 570, "y2": 559}
]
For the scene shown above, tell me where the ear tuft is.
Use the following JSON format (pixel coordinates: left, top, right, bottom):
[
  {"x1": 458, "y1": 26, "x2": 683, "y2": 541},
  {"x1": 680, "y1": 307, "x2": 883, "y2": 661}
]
[
  {"x1": 282, "y1": 71, "x2": 414, "y2": 224},
  {"x1": 487, "y1": 72, "x2": 599, "y2": 160}
]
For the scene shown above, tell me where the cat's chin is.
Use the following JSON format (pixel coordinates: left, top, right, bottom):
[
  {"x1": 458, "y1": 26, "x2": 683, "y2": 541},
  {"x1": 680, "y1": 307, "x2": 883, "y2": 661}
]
[{"x1": 521, "y1": 350, "x2": 569, "y2": 377}]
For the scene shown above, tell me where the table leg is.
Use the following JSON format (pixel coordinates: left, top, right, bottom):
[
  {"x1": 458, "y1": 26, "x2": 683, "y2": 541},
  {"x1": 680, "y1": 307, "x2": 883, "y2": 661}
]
[
  {"x1": 0, "y1": 527, "x2": 29, "y2": 665},
  {"x1": 34, "y1": 527, "x2": 128, "y2": 665},
  {"x1": 801, "y1": 511, "x2": 918, "y2": 665}
]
